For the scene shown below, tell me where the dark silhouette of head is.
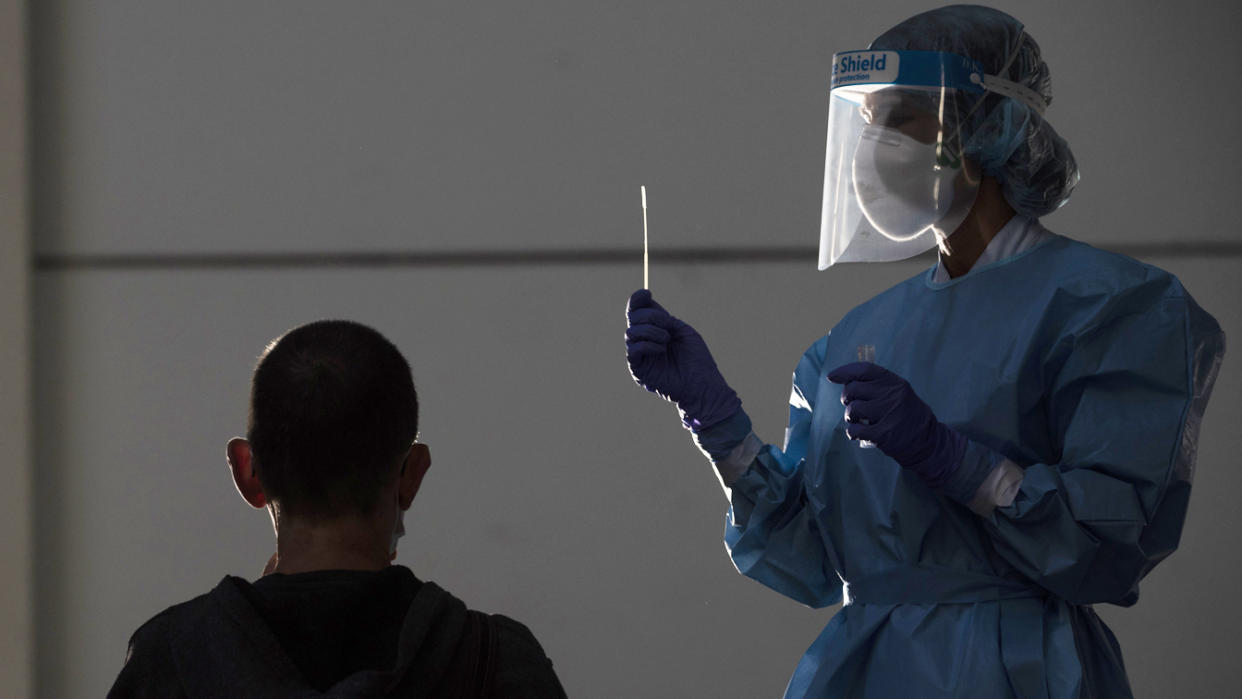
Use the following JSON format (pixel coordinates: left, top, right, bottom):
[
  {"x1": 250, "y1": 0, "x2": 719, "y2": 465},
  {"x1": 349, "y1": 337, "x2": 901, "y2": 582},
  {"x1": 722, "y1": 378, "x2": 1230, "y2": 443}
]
[{"x1": 246, "y1": 320, "x2": 419, "y2": 522}]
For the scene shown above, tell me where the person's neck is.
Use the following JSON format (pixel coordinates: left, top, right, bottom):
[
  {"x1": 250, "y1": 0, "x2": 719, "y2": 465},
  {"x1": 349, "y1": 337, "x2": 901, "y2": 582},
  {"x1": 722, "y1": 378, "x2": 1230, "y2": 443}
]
[
  {"x1": 270, "y1": 513, "x2": 393, "y2": 575},
  {"x1": 938, "y1": 177, "x2": 1016, "y2": 279}
]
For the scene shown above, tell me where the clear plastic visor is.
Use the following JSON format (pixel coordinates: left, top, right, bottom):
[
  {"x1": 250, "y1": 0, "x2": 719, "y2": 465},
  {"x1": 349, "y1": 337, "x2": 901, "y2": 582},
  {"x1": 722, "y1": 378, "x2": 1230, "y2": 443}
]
[
  {"x1": 819, "y1": 83, "x2": 978, "y2": 269},
  {"x1": 820, "y1": 49, "x2": 1000, "y2": 270}
]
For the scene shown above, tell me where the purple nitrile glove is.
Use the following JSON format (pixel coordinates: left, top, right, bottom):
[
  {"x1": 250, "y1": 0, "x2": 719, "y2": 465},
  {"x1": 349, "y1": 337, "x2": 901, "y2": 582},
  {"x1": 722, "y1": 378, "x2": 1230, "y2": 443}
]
[
  {"x1": 625, "y1": 289, "x2": 741, "y2": 431},
  {"x1": 827, "y1": 361, "x2": 967, "y2": 489}
]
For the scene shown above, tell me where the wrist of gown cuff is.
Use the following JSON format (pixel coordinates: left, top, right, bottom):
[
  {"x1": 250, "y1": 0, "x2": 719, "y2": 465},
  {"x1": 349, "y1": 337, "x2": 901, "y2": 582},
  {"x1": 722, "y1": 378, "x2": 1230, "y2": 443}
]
[
  {"x1": 714, "y1": 432, "x2": 764, "y2": 488},
  {"x1": 941, "y1": 439, "x2": 1004, "y2": 505},
  {"x1": 966, "y1": 457, "x2": 1025, "y2": 516},
  {"x1": 690, "y1": 408, "x2": 751, "y2": 461}
]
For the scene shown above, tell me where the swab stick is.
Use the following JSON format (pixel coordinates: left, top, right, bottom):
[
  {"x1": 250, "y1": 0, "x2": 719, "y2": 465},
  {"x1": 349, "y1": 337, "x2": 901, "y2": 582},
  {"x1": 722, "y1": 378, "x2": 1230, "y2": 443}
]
[{"x1": 641, "y1": 186, "x2": 649, "y2": 289}]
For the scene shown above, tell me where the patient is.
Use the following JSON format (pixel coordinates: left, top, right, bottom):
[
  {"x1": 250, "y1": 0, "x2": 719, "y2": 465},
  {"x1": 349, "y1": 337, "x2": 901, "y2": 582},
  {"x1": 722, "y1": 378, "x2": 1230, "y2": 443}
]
[{"x1": 108, "y1": 319, "x2": 567, "y2": 698}]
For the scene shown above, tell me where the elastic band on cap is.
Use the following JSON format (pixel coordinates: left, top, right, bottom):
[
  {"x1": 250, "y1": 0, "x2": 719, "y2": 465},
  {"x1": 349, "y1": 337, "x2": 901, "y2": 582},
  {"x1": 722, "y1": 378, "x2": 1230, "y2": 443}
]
[{"x1": 970, "y1": 72, "x2": 1048, "y2": 115}]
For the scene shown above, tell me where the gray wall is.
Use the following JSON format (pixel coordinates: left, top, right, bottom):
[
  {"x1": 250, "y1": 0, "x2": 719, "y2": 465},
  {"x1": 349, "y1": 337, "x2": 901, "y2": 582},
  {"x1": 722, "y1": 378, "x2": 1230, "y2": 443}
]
[
  {"x1": 1, "y1": 0, "x2": 32, "y2": 696},
  {"x1": 28, "y1": 1, "x2": 1242, "y2": 697}
]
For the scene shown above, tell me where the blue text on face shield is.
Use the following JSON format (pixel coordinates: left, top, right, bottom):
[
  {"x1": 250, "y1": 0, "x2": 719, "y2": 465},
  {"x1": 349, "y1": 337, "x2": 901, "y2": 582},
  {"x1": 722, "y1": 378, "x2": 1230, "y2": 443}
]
[{"x1": 833, "y1": 52, "x2": 888, "y2": 76}]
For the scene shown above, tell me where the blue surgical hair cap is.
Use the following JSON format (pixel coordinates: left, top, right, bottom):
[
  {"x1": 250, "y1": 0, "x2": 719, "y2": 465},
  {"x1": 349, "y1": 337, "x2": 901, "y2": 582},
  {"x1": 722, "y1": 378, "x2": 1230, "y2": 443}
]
[{"x1": 870, "y1": 4, "x2": 1079, "y2": 218}]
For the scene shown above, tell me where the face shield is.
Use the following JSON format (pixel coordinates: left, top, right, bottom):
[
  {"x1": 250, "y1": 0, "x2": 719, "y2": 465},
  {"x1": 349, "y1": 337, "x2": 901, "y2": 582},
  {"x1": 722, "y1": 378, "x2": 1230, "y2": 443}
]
[{"x1": 820, "y1": 50, "x2": 1016, "y2": 269}]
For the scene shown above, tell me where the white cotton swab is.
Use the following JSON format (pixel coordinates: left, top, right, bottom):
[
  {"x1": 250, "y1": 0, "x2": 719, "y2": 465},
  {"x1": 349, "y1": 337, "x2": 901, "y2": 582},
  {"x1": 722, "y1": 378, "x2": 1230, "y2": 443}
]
[{"x1": 641, "y1": 185, "x2": 649, "y2": 289}]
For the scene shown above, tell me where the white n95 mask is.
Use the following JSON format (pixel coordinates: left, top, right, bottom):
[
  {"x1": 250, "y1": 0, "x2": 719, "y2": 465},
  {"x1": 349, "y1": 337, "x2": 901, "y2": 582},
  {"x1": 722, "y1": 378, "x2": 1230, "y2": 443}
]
[{"x1": 852, "y1": 125, "x2": 958, "y2": 242}]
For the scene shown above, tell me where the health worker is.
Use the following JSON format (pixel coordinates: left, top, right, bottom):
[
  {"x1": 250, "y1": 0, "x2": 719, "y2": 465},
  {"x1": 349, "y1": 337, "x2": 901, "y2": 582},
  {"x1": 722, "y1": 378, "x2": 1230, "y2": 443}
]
[{"x1": 624, "y1": 5, "x2": 1225, "y2": 698}]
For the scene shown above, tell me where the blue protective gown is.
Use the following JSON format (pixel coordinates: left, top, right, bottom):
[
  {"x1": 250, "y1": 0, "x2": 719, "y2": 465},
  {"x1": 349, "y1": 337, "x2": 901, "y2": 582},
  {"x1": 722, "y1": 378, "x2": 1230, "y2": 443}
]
[{"x1": 695, "y1": 233, "x2": 1225, "y2": 698}]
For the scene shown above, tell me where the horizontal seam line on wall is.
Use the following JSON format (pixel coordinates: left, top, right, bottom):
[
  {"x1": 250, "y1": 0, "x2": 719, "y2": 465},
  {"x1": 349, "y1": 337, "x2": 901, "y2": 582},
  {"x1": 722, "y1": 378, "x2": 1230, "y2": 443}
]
[{"x1": 32, "y1": 242, "x2": 1242, "y2": 271}]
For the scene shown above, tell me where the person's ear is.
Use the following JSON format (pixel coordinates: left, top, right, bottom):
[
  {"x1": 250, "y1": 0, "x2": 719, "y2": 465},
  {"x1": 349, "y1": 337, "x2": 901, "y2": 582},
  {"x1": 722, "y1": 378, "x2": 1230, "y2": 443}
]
[
  {"x1": 398, "y1": 443, "x2": 431, "y2": 510},
  {"x1": 227, "y1": 437, "x2": 267, "y2": 509}
]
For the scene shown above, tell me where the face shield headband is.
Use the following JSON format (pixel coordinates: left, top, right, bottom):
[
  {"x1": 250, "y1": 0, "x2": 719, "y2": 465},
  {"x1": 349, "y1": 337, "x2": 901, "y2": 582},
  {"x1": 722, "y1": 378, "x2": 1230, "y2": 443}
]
[{"x1": 817, "y1": 49, "x2": 1047, "y2": 269}]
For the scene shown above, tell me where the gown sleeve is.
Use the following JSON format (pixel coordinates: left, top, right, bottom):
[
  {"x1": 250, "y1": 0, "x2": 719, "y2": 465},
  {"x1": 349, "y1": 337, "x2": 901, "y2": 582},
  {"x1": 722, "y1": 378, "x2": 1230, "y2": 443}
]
[
  {"x1": 692, "y1": 336, "x2": 844, "y2": 609},
  {"x1": 980, "y1": 283, "x2": 1225, "y2": 606}
]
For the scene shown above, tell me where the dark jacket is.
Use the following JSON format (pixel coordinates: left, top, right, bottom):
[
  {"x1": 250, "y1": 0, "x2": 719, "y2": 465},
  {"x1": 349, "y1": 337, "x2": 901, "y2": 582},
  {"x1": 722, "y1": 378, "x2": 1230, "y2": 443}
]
[{"x1": 107, "y1": 566, "x2": 567, "y2": 698}]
